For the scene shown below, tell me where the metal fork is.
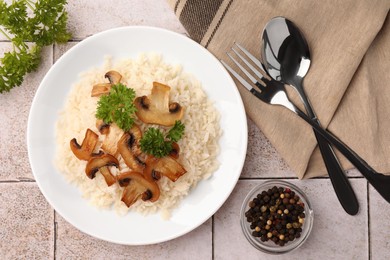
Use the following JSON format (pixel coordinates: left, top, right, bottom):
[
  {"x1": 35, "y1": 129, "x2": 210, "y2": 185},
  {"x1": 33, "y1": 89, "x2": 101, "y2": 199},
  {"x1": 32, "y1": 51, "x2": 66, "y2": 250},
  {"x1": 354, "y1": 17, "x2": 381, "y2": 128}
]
[
  {"x1": 227, "y1": 43, "x2": 358, "y2": 215},
  {"x1": 221, "y1": 44, "x2": 390, "y2": 204}
]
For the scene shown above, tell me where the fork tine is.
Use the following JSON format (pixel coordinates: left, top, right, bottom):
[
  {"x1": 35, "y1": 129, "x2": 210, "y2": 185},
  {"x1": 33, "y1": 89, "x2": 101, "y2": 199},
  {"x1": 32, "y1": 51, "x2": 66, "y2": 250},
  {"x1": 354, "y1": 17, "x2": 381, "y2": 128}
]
[
  {"x1": 220, "y1": 59, "x2": 256, "y2": 93},
  {"x1": 234, "y1": 42, "x2": 263, "y2": 70},
  {"x1": 231, "y1": 46, "x2": 265, "y2": 82},
  {"x1": 226, "y1": 52, "x2": 265, "y2": 91}
]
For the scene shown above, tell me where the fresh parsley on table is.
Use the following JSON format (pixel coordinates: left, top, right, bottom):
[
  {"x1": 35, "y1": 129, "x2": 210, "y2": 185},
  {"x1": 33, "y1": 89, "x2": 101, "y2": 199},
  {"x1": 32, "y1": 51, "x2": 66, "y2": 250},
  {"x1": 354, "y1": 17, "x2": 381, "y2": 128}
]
[{"x1": 0, "y1": 0, "x2": 72, "y2": 93}]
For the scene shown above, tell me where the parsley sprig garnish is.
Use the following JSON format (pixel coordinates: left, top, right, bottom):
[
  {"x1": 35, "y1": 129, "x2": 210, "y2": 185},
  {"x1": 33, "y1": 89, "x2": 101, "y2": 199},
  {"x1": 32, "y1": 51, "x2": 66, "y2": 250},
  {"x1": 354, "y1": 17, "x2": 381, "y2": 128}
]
[
  {"x1": 0, "y1": 0, "x2": 72, "y2": 93},
  {"x1": 96, "y1": 83, "x2": 137, "y2": 131},
  {"x1": 140, "y1": 120, "x2": 185, "y2": 158}
]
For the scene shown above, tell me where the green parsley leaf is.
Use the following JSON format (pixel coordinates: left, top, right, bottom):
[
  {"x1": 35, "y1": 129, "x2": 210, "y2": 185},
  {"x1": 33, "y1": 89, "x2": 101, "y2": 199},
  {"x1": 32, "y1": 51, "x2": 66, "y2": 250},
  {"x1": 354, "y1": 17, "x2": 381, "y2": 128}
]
[
  {"x1": 96, "y1": 83, "x2": 137, "y2": 131},
  {"x1": 140, "y1": 120, "x2": 185, "y2": 158},
  {"x1": 167, "y1": 120, "x2": 185, "y2": 142},
  {"x1": 0, "y1": 0, "x2": 72, "y2": 93},
  {"x1": 140, "y1": 128, "x2": 173, "y2": 158}
]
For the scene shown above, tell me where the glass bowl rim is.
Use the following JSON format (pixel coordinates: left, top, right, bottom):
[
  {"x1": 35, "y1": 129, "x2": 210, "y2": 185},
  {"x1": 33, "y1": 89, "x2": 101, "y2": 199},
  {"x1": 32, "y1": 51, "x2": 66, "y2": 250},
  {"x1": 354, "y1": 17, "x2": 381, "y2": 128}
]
[{"x1": 240, "y1": 180, "x2": 314, "y2": 254}]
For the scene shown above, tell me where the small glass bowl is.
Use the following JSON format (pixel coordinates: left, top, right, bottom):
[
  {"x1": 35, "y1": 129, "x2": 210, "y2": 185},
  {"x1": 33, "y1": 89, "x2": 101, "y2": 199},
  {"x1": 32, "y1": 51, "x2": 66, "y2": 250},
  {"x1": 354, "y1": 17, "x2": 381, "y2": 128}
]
[{"x1": 240, "y1": 180, "x2": 314, "y2": 254}]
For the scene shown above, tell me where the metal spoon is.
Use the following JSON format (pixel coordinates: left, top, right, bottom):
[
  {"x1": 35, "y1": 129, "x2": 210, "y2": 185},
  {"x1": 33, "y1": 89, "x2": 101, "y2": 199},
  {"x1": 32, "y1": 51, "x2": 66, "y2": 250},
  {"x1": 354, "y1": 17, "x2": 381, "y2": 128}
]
[{"x1": 261, "y1": 17, "x2": 359, "y2": 215}]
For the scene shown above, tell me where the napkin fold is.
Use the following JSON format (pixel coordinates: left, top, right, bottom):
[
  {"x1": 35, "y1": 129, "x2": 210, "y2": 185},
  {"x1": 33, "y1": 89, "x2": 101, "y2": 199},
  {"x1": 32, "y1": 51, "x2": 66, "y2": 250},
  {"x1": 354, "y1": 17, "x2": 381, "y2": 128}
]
[{"x1": 167, "y1": 0, "x2": 390, "y2": 179}]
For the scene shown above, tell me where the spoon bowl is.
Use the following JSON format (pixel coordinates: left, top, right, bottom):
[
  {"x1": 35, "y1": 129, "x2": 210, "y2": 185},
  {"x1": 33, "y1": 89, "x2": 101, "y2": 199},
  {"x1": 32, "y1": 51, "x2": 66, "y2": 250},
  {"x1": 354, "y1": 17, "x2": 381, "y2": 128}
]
[{"x1": 261, "y1": 17, "x2": 310, "y2": 85}]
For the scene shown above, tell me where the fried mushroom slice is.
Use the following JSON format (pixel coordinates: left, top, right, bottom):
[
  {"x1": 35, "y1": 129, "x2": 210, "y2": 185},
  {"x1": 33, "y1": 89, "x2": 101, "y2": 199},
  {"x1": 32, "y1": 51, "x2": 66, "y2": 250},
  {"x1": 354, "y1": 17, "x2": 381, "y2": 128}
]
[
  {"x1": 101, "y1": 124, "x2": 124, "y2": 156},
  {"x1": 96, "y1": 119, "x2": 110, "y2": 135},
  {"x1": 70, "y1": 128, "x2": 103, "y2": 161},
  {"x1": 169, "y1": 142, "x2": 180, "y2": 159},
  {"x1": 117, "y1": 125, "x2": 144, "y2": 172},
  {"x1": 144, "y1": 155, "x2": 187, "y2": 182},
  {"x1": 134, "y1": 82, "x2": 184, "y2": 126},
  {"x1": 117, "y1": 171, "x2": 160, "y2": 207},
  {"x1": 105, "y1": 70, "x2": 122, "y2": 84},
  {"x1": 91, "y1": 70, "x2": 122, "y2": 97},
  {"x1": 85, "y1": 154, "x2": 119, "y2": 186}
]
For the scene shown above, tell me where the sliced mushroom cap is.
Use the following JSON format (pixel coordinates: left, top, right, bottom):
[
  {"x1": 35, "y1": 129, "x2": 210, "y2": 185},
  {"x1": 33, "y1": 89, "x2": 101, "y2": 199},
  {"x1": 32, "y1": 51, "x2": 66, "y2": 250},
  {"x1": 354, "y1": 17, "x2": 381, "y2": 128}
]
[
  {"x1": 105, "y1": 70, "x2": 122, "y2": 84},
  {"x1": 117, "y1": 125, "x2": 145, "y2": 172},
  {"x1": 117, "y1": 171, "x2": 160, "y2": 207},
  {"x1": 91, "y1": 70, "x2": 122, "y2": 97},
  {"x1": 85, "y1": 154, "x2": 119, "y2": 186},
  {"x1": 70, "y1": 128, "x2": 103, "y2": 161},
  {"x1": 134, "y1": 82, "x2": 184, "y2": 126},
  {"x1": 144, "y1": 155, "x2": 187, "y2": 182},
  {"x1": 169, "y1": 142, "x2": 180, "y2": 159},
  {"x1": 96, "y1": 119, "x2": 110, "y2": 135}
]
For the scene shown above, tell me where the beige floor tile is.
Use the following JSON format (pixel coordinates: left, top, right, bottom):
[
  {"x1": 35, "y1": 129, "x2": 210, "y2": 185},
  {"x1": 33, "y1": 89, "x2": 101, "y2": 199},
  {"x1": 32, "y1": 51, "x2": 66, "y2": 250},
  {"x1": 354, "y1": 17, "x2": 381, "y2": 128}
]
[
  {"x1": 214, "y1": 179, "x2": 368, "y2": 259},
  {"x1": 0, "y1": 182, "x2": 54, "y2": 258},
  {"x1": 55, "y1": 213, "x2": 212, "y2": 259},
  {"x1": 369, "y1": 186, "x2": 390, "y2": 260},
  {"x1": 241, "y1": 119, "x2": 296, "y2": 178},
  {"x1": 0, "y1": 43, "x2": 53, "y2": 181}
]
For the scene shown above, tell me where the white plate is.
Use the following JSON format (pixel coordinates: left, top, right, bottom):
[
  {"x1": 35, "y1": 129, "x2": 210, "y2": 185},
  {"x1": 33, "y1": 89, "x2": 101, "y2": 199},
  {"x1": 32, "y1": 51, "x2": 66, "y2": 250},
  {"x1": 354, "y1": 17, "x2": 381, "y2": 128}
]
[{"x1": 27, "y1": 26, "x2": 247, "y2": 245}]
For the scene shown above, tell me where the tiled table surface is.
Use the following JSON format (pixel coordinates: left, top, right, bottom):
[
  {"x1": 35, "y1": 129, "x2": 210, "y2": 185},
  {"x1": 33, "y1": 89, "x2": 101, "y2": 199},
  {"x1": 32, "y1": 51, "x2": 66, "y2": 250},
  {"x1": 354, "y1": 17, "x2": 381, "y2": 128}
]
[{"x1": 0, "y1": 1, "x2": 389, "y2": 259}]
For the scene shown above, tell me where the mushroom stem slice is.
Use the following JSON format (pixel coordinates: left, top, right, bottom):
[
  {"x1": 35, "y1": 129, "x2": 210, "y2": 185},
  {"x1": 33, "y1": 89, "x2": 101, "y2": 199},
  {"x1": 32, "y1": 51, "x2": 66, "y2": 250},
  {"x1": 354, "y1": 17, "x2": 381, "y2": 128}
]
[
  {"x1": 91, "y1": 70, "x2": 123, "y2": 97},
  {"x1": 91, "y1": 83, "x2": 112, "y2": 97},
  {"x1": 117, "y1": 171, "x2": 160, "y2": 207},
  {"x1": 117, "y1": 126, "x2": 145, "y2": 172},
  {"x1": 85, "y1": 154, "x2": 119, "y2": 186},
  {"x1": 144, "y1": 155, "x2": 187, "y2": 182},
  {"x1": 99, "y1": 166, "x2": 117, "y2": 186},
  {"x1": 134, "y1": 82, "x2": 184, "y2": 126},
  {"x1": 70, "y1": 128, "x2": 102, "y2": 161},
  {"x1": 101, "y1": 124, "x2": 124, "y2": 156}
]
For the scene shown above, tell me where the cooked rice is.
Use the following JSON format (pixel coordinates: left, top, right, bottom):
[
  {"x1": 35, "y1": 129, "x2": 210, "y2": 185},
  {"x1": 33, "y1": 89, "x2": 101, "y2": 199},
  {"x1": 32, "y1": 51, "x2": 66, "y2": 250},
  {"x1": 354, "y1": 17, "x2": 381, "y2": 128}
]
[{"x1": 55, "y1": 53, "x2": 221, "y2": 219}]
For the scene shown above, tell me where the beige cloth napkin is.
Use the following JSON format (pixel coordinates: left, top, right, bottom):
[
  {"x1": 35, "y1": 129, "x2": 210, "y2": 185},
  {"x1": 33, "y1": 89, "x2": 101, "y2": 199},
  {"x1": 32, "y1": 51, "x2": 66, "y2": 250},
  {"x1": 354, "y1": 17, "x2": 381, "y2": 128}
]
[{"x1": 167, "y1": 0, "x2": 390, "y2": 179}]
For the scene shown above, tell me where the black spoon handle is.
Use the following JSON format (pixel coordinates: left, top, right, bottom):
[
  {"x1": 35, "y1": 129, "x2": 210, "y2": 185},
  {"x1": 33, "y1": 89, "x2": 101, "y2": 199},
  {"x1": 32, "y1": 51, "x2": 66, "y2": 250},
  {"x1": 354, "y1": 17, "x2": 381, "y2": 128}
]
[
  {"x1": 311, "y1": 119, "x2": 359, "y2": 215},
  {"x1": 297, "y1": 86, "x2": 359, "y2": 215},
  {"x1": 295, "y1": 109, "x2": 390, "y2": 203}
]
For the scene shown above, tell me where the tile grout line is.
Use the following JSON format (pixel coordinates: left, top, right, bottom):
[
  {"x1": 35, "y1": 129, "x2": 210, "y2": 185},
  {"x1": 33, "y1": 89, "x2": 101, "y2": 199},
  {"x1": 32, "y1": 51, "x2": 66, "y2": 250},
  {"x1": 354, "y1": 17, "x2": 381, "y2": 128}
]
[
  {"x1": 212, "y1": 215, "x2": 215, "y2": 260},
  {"x1": 53, "y1": 210, "x2": 57, "y2": 260},
  {"x1": 367, "y1": 182, "x2": 371, "y2": 260}
]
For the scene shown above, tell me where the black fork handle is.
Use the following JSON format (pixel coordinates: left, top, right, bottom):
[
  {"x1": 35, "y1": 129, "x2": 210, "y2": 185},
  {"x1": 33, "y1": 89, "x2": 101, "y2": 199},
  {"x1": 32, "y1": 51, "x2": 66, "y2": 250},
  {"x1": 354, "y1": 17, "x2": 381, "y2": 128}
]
[{"x1": 295, "y1": 108, "x2": 390, "y2": 203}]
